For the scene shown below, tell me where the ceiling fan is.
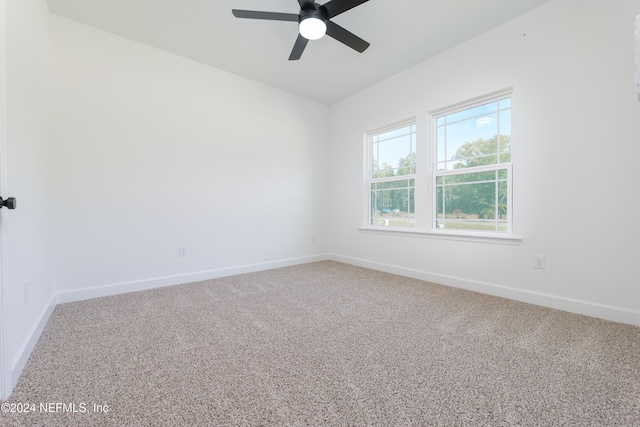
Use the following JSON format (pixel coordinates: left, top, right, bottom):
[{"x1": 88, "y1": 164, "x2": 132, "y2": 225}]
[{"x1": 232, "y1": 0, "x2": 371, "y2": 60}]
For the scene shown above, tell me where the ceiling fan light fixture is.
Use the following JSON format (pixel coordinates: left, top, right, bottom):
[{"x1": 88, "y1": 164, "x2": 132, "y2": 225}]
[
  {"x1": 232, "y1": 0, "x2": 371, "y2": 60},
  {"x1": 299, "y1": 16, "x2": 327, "y2": 40}
]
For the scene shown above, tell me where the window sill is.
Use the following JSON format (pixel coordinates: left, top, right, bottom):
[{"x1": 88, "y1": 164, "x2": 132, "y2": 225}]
[{"x1": 358, "y1": 227, "x2": 522, "y2": 245}]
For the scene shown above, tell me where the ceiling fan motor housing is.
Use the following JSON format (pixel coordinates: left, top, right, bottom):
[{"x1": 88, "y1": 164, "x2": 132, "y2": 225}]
[{"x1": 299, "y1": 6, "x2": 327, "y2": 40}]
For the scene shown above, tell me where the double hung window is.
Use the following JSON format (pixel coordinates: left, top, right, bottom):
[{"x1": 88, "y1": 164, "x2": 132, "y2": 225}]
[
  {"x1": 367, "y1": 121, "x2": 416, "y2": 228},
  {"x1": 433, "y1": 94, "x2": 512, "y2": 233},
  {"x1": 365, "y1": 89, "x2": 513, "y2": 237}
]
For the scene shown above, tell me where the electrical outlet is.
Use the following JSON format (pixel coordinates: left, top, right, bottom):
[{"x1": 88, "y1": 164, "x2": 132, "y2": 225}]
[
  {"x1": 534, "y1": 255, "x2": 546, "y2": 269},
  {"x1": 23, "y1": 280, "x2": 29, "y2": 303},
  {"x1": 178, "y1": 246, "x2": 187, "y2": 257}
]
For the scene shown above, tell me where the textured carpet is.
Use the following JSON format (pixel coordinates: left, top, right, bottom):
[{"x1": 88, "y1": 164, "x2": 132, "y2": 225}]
[{"x1": 2, "y1": 261, "x2": 639, "y2": 426}]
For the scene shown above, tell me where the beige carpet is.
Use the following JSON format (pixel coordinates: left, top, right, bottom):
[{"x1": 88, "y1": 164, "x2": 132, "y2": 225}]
[{"x1": 2, "y1": 261, "x2": 639, "y2": 426}]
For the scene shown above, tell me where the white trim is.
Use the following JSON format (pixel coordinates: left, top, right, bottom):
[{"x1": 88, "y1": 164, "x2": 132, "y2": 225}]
[
  {"x1": 0, "y1": 0, "x2": 8, "y2": 402},
  {"x1": 11, "y1": 295, "x2": 56, "y2": 390},
  {"x1": 329, "y1": 253, "x2": 640, "y2": 327},
  {"x1": 56, "y1": 254, "x2": 329, "y2": 304},
  {"x1": 635, "y1": 15, "x2": 639, "y2": 99},
  {"x1": 366, "y1": 117, "x2": 417, "y2": 137},
  {"x1": 359, "y1": 226, "x2": 522, "y2": 245},
  {"x1": 434, "y1": 162, "x2": 509, "y2": 177}
]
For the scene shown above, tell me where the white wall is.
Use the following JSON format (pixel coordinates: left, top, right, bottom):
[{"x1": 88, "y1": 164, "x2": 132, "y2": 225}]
[
  {"x1": 2, "y1": 3, "x2": 329, "y2": 398},
  {"x1": 329, "y1": 0, "x2": 640, "y2": 324},
  {"x1": 3, "y1": 0, "x2": 56, "y2": 393},
  {"x1": 49, "y1": 15, "x2": 330, "y2": 298}
]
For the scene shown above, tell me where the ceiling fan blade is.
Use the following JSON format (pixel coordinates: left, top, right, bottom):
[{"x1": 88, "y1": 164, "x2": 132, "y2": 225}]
[
  {"x1": 320, "y1": 0, "x2": 369, "y2": 19},
  {"x1": 297, "y1": 0, "x2": 315, "y2": 9},
  {"x1": 325, "y1": 21, "x2": 369, "y2": 53},
  {"x1": 232, "y1": 9, "x2": 299, "y2": 22},
  {"x1": 289, "y1": 34, "x2": 309, "y2": 60}
]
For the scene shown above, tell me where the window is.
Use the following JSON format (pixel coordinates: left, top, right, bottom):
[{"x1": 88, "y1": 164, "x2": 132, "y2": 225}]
[
  {"x1": 433, "y1": 93, "x2": 512, "y2": 233},
  {"x1": 367, "y1": 121, "x2": 416, "y2": 228},
  {"x1": 363, "y1": 89, "x2": 515, "y2": 240}
]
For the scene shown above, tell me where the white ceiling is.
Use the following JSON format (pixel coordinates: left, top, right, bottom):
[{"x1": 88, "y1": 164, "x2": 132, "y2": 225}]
[{"x1": 46, "y1": 0, "x2": 552, "y2": 104}]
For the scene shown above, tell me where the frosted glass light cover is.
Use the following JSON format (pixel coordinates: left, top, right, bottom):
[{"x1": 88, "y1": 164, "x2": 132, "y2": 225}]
[{"x1": 299, "y1": 17, "x2": 326, "y2": 40}]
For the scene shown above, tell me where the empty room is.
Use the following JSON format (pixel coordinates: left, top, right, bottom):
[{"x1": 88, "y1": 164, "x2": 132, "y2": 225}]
[{"x1": 1, "y1": 0, "x2": 639, "y2": 425}]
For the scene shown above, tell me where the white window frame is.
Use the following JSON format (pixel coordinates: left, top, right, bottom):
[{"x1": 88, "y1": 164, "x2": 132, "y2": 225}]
[
  {"x1": 360, "y1": 89, "x2": 521, "y2": 245},
  {"x1": 430, "y1": 89, "x2": 514, "y2": 237},
  {"x1": 364, "y1": 119, "x2": 417, "y2": 230}
]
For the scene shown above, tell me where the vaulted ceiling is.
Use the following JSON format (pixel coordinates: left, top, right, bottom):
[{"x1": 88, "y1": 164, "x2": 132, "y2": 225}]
[{"x1": 46, "y1": 0, "x2": 552, "y2": 104}]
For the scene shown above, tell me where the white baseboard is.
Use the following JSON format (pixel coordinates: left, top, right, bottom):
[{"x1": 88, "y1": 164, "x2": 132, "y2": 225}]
[
  {"x1": 56, "y1": 254, "x2": 330, "y2": 305},
  {"x1": 329, "y1": 253, "x2": 640, "y2": 327},
  {"x1": 11, "y1": 294, "x2": 56, "y2": 390}
]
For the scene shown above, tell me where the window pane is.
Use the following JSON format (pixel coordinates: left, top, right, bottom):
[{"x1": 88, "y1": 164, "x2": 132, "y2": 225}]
[
  {"x1": 436, "y1": 126, "x2": 446, "y2": 166},
  {"x1": 445, "y1": 101, "x2": 499, "y2": 125},
  {"x1": 371, "y1": 179, "x2": 415, "y2": 228},
  {"x1": 499, "y1": 109, "x2": 512, "y2": 140},
  {"x1": 441, "y1": 114, "x2": 498, "y2": 170},
  {"x1": 435, "y1": 185, "x2": 444, "y2": 229},
  {"x1": 498, "y1": 109, "x2": 511, "y2": 165},
  {"x1": 435, "y1": 169, "x2": 508, "y2": 232},
  {"x1": 371, "y1": 124, "x2": 416, "y2": 178},
  {"x1": 436, "y1": 98, "x2": 511, "y2": 171},
  {"x1": 498, "y1": 180, "x2": 508, "y2": 221},
  {"x1": 377, "y1": 125, "x2": 413, "y2": 142},
  {"x1": 499, "y1": 97, "x2": 511, "y2": 109}
]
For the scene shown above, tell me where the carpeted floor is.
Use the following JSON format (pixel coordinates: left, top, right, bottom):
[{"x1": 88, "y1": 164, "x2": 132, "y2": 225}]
[{"x1": 2, "y1": 261, "x2": 639, "y2": 426}]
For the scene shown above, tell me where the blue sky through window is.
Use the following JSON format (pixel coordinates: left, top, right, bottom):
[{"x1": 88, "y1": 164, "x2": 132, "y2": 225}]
[{"x1": 437, "y1": 98, "x2": 511, "y2": 170}]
